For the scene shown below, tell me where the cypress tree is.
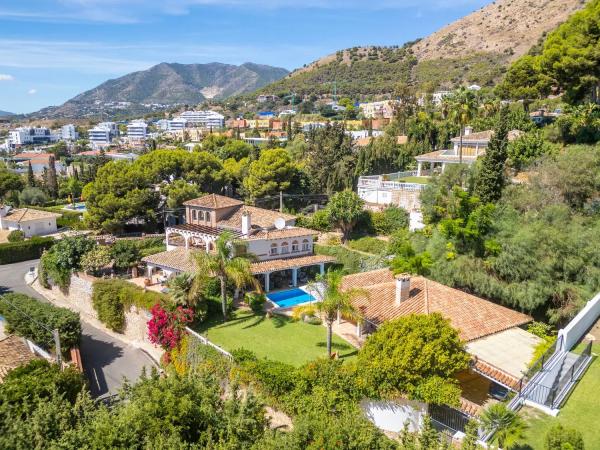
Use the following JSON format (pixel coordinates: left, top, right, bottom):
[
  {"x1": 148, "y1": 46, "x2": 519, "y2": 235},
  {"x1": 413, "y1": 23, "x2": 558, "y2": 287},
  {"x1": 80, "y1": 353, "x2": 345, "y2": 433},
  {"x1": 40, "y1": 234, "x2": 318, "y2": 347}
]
[
  {"x1": 474, "y1": 108, "x2": 509, "y2": 203},
  {"x1": 47, "y1": 155, "x2": 59, "y2": 199},
  {"x1": 27, "y1": 161, "x2": 35, "y2": 187}
]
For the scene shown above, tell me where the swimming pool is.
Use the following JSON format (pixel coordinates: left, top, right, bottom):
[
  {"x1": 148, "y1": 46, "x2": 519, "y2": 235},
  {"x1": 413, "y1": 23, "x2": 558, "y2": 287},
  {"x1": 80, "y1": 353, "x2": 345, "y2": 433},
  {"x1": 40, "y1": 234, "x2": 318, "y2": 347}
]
[
  {"x1": 267, "y1": 288, "x2": 316, "y2": 308},
  {"x1": 63, "y1": 202, "x2": 87, "y2": 212}
]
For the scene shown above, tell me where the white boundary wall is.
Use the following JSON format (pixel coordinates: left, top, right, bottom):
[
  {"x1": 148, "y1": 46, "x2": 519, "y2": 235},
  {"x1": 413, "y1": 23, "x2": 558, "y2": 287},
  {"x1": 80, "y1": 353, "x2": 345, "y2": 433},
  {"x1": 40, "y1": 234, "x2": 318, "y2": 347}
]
[
  {"x1": 361, "y1": 399, "x2": 427, "y2": 433},
  {"x1": 558, "y1": 291, "x2": 600, "y2": 352}
]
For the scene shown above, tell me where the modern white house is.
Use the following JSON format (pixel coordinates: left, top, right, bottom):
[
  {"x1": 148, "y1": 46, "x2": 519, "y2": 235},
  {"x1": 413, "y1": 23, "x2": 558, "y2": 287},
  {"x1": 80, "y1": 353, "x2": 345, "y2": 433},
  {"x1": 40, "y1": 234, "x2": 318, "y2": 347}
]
[
  {"x1": 142, "y1": 194, "x2": 334, "y2": 292},
  {"x1": 88, "y1": 122, "x2": 118, "y2": 149},
  {"x1": 61, "y1": 124, "x2": 79, "y2": 141},
  {"x1": 415, "y1": 127, "x2": 523, "y2": 176},
  {"x1": 178, "y1": 110, "x2": 224, "y2": 129},
  {"x1": 8, "y1": 127, "x2": 58, "y2": 149},
  {"x1": 0, "y1": 206, "x2": 61, "y2": 237},
  {"x1": 357, "y1": 171, "x2": 425, "y2": 212},
  {"x1": 126, "y1": 120, "x2": 147, "y2": 143}
]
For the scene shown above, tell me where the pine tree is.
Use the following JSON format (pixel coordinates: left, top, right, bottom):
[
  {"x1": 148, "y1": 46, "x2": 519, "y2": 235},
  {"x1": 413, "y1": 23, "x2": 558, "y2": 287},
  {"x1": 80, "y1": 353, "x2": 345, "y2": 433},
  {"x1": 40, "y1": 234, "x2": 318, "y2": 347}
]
[
  {"x1": 461, "y1": 420, "x2": 481, "y2": 450},
  {"x1": 47, "y1": 155, "x2": 59, "y2": 199},
  {"x1": 73, "y1": 166, "x2": 79, "y2": 181},
  {"x1": 474, "y1": 108, "x2": 509, "y2": 203},
  {"x1": 27, "y1": 161, "x2": 35, "y2": 187},
  {"x1": 419, "y1": 415, "x2": 441, "y2": 449}
]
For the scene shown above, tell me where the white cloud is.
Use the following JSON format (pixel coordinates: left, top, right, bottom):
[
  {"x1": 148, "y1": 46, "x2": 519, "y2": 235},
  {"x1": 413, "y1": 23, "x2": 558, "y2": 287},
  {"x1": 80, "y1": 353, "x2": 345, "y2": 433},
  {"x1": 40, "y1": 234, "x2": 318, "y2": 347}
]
[
  {"x1": 28, "y1": 88, "x2": 37, "y2": 94},
  {"x1": 0, "y1": 74, "x2": 14, "y2": 81}
]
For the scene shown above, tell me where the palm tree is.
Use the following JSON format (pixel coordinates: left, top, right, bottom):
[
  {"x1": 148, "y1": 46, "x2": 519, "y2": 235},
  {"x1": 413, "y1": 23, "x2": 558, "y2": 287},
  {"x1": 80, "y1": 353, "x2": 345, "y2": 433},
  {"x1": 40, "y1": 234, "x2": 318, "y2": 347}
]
[
  {"x1": 168, "y1": 273, "x2": 194, "y2": 305},
  {"x1": 190, "y1": 231, "x2": 259, "y2": 321},
  {"x1": 480, "y1": 403, "x2": 525, "y2": 449},
  {"x1": 292, "y1": 269, "x2": 368, "y2": 357},
  {"x1": 445, "y1": 87, "x2": 478, "y2": 164}
]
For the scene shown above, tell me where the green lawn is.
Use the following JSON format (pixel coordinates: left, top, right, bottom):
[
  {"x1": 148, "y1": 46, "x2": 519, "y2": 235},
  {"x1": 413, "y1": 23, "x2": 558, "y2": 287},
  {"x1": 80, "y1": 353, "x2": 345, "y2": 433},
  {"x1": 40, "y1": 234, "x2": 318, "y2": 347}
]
[
  {"x1": 517, "y1": 343, "x2": 600, "y2": 450},
  {"x1": 192, "y1": 310, "x2": 357, "y2": 366},
  {"x1": 398, "y1": 176, "x2": 430, "y2": 184}
]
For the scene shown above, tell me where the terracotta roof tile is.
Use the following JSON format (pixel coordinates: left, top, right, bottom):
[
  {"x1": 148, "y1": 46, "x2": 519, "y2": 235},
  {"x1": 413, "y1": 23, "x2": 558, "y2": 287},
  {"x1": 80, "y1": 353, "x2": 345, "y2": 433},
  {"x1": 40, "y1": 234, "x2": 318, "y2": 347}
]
[
  {"x1": 472, "y1": 359, "x2": 522, "y2": 391},
  {"x1": 3, "y1": 208, "x2": 61, "y2": 223},
  {"x1": 218, "y1": 205, "x2": 295, "y2": 230},
  {"x1": 142, "y1": 248, "x2": 197, "y2": 273},
  {"x1": 342, "y1": 270, "x2": 532, "y2": 342},
  {"x1": 250, "y1": 254, "x2": 336, "y2": 274},
  {"x1": 0, "y1": 336, "x2": 40, "y2": 383},
  {"x1": 183, "y1": 194, "x2": 243, "y2": 209},
  {"x1": 167, "y1": 223, "x2": 242, "y2": 238}
]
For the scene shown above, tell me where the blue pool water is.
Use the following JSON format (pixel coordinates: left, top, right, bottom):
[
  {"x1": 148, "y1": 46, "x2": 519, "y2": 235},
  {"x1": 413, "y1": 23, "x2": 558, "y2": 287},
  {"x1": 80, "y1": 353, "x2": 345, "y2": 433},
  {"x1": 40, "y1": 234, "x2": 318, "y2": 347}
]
[{"x1": 267, "y1": 288, "x2": 316, "y2": 308}]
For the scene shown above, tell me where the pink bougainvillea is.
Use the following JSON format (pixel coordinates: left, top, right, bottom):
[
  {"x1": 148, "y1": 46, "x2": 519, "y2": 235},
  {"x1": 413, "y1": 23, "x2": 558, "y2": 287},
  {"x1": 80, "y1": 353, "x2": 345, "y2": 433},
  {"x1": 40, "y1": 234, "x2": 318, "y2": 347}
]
[{"x1": 147, "y1": 304, "x2": 194, "y2": 351}]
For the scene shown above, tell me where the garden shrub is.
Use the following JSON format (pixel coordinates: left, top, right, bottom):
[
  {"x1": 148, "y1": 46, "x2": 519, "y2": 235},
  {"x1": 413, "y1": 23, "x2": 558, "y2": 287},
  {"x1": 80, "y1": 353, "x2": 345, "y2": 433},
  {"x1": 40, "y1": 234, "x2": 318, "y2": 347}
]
[
  {"x1": 245, "y1": 292, "x2": 266, "y2": 313},
  {"x1": 0, "y1": 237, "x2": 54, "y2": 265},
  {"x1": 7, "y1": 230, "x2": 24, "y2": 242},
  {"x1": 347, "y1": 236, "x2": 388, "y2": 255},
  {"x1": 232, "y1": 349, "x2": 298, "y2": 398},
  {"x1": 370, "y1": 206, "x2": 409, "y2": 235},
  {"x1": 38, "y1": 236, "x2": 96, "y2": 290},
  {"x1": 315, "y1": 244, "x2": 386, "y2": 274},
  {"x1": 148, "y1": 304, "x2": 194, "y2": 351},
  {"x1": 92, "y1": 279, "x2": 168, "y2": 332},
  {"x1": 0, "y1": 293, "x2": 81, "y2": 351}
]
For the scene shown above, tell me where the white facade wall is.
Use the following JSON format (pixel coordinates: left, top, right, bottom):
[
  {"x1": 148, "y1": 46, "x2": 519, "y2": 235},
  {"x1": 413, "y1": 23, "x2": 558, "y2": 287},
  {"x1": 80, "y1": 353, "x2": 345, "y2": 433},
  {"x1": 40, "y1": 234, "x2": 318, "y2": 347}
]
[
  {"x1": 246, "y1": 234, "x2": 314, "y2": 261},
  {"x1": 168, "y1": 118, "x2": 188, "y2": 131},
  {"x1": 8, "y1": 127, "x2": 56, "y2": 148},
  {"x1": 361, "y1": 399, "x2": 427, "y2": 433},
  {"x1": 357, "y1": 187, "x2": 393, "y2": 205},
  {"x1": 178, "y1": 110, "x2": 224, "y2": 129},
  {"x1": 61, "y1": 124, "x2": 79, "y2": 141},
  {"x1": 0, "y1": 218, "x2": 58, "y2": 237},
  {"x1": 127, "y1": 121, "x2": 147, "y2": 141},
  {"x1": 558, "y1": 292, "x2": 600, "y2": 352}
]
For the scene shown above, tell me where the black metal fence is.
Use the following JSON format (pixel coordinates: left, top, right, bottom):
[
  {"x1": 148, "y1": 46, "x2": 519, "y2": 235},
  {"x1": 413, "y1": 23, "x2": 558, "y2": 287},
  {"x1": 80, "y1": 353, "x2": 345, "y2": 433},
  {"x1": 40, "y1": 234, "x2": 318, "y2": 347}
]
[{"x1": 428, "y1": 404, "x2": 470, "y2": 434}]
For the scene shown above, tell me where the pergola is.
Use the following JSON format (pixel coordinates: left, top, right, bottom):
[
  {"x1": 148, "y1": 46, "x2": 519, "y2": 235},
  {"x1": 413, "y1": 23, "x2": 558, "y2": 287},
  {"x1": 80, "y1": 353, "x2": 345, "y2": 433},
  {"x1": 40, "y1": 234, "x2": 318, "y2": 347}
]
[
  {"x1": 250, "y1": 254, "x2": 336, "y2": 292},
  {"x1": 165, "y1": 223, "x2": 242, "y2": 252}
]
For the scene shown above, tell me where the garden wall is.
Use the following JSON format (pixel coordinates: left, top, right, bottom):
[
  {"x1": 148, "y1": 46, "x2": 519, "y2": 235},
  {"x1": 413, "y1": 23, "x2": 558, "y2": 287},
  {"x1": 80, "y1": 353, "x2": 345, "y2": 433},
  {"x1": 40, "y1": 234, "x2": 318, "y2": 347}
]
[
  {"x1": 33, "y1": 273, "x2": 162, "y2": 361},
  {"x1": 361, "y1": 399, "x2": 427, "y2": 433},
  {"x1": 558, "y1": 291, "x2": 600, "y2": 352}
]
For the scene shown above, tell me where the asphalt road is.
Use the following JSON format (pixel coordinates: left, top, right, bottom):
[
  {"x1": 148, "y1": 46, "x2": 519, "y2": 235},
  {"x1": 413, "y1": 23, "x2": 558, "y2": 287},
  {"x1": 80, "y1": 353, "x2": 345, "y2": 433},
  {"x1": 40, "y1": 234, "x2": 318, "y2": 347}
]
[{"x1": 0, "y1": 259, "x2": 156, "y2": 398}]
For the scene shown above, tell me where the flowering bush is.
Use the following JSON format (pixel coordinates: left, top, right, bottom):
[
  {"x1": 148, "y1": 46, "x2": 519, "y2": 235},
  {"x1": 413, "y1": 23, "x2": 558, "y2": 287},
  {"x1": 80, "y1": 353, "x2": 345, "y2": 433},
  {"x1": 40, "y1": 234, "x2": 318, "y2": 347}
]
[{"x1": 147, "y1": 304, "x2": 194, "y2": 351}]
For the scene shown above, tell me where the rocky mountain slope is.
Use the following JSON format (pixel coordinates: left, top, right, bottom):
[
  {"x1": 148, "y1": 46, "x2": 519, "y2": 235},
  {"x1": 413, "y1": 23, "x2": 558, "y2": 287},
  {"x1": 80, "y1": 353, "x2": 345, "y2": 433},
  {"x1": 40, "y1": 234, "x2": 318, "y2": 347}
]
[
  {"x1": 259, "y1": 0, "x2": 586, "y2": 98},
  {"x1": 31, "y1": 62, "x2": 288, "y2": 119}
]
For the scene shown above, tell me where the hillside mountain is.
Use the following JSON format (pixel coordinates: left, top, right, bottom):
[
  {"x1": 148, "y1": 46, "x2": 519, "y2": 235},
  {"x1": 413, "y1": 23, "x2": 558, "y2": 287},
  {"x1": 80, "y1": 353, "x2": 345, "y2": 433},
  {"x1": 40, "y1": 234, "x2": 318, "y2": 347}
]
[
  {"x1": 31, "y1": 62, "x2": 288, "y2": 119},
  {"x1": 0, "y1": 110, "x2": 14, "y2": 117},
  {"x1": 259, "y1": 0, "x2": 586, "y2": 98}
]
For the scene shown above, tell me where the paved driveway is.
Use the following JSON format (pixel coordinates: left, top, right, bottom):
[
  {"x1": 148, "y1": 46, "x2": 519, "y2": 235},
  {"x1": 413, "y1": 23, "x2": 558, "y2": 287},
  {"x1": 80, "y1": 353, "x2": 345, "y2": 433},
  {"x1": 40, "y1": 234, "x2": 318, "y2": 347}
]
[{"x1": 0, "y1": 260, "x2": 157, "y2": 398}]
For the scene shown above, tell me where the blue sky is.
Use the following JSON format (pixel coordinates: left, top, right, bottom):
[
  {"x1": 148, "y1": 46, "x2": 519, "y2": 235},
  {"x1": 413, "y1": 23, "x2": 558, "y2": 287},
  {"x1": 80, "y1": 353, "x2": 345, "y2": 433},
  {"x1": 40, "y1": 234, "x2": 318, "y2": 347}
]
[{"x1": 0, "y1": 0, "x2": 489, "y2": 114}]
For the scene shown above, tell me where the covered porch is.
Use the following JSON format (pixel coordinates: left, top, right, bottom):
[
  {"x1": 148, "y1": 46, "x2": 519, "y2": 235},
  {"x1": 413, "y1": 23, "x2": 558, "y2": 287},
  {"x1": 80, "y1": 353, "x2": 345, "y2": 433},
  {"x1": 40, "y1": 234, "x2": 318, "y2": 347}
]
[{"x1": 250, "y1": 255, "x2": 336, "y2": 293}]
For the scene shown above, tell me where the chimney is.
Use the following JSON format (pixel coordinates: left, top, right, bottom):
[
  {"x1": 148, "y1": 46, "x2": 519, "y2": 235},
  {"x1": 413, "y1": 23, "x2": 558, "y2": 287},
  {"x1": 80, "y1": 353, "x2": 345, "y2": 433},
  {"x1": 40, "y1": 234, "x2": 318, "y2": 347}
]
[
  {"x1": 395, "y1": 274, "x2": 411, "y2": 306},
  {"x1": 464, "y1": 126, "x2": 473, "y2": 136},
  {"x1": 241, "y1": 210, "x2": 251, "y2": 236}
]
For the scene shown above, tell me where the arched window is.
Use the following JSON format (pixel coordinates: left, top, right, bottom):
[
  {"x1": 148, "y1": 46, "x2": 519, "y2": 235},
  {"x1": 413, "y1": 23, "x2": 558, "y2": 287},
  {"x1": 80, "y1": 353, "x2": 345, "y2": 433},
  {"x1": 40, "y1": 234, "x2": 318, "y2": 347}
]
[
  {"x1": 281, "y1": 241, "x2": 289, "y2": 254},
  {"x1": 198, "y1": 210, "x2": 205, "y2": 221},
  {"x1": 205, "y1": 211, "x2": 211, "y2": 222},
  {"x1": 192, "y1": 210, "x2": 197, "y2": 220},
  {"x1": 302, "y1": 239, "x2": 310, "y2": 251},
  {"x1": 270, "y1": 243, "x2": 278, "y2": 255},
  {"x1": 291, "y1": 240, "x2": 299, "y2": 252}
]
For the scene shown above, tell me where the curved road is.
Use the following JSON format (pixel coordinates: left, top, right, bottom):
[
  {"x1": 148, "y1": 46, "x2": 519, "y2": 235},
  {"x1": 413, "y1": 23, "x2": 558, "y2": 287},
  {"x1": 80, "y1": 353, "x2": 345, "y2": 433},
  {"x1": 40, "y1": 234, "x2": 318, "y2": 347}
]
[{"x1": 0, "y1": 260, "x2": 157, "y2": 398}]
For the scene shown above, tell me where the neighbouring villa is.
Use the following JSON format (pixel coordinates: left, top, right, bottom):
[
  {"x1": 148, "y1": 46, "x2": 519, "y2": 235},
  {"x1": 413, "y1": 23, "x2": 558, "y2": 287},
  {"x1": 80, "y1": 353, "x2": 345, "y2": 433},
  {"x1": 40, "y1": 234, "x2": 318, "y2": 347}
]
[
  {"x1": 415, "y1": 127, "x2": 523, "y2": 176},
  {"x1": 142, "y1": 194, "x2": 335, "y2": 293},
  {"x1": 337, "y1": 268, "x2": 541, "y2": 431},
  {"x1": 0, "y1": 206, "x2": 61, "y2": 237}
]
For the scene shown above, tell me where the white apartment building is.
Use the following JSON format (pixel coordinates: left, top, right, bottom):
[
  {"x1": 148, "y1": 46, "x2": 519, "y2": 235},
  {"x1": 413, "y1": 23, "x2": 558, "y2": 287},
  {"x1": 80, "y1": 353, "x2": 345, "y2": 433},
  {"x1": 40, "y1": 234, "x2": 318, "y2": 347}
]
[
  {"x1": 88, "y1": 122, "x2": 118, "y2": 148},
  {"x1": 61, "y1": 124, "x2": 79, "y2": 141},
  {"x1": 127, "y1": 120, "x2": 147, "y2": 142},
  {"x1": 8, "y1": 127, "x2": 58, "y2": 149},
  {"x1": 155, "y1": 119, "x2": 170, "y2": 131},
  {"x1": 178, "y1": 110, "x2": 224, "y2": 129},
  {"x1": 167, "y1": 118, "x2": 188, "y2": 131}
]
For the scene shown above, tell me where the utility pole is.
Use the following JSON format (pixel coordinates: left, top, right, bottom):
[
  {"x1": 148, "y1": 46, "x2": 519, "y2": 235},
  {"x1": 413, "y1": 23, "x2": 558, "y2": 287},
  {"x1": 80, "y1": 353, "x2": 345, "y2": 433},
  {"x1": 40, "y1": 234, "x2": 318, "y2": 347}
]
[
  {"x1": 53, "y1": 329, "x2": 62, "y2": 369},
  {"x1": 279, "y1": 191, "x2": 284, "y2": 213}
]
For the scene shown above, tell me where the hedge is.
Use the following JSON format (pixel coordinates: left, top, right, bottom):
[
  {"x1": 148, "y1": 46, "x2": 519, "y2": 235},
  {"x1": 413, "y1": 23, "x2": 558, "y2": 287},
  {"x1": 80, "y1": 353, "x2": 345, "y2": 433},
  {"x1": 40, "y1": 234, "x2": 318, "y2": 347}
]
[
  {"x1": 92, "y1": 279, "x2": 167, "y2": 332},
  {"x1": 0, "y1": 293, "x2": 81, "y2": 351},
  {"x1": 315, "y1": 244, "x2": 386, "y2": 274},
  {"x1": 0, "y1": 237, "x2": 54, "y2": 265},
  {"x1": 347, "y1": 236, "x2": 389, "y2": 255}
]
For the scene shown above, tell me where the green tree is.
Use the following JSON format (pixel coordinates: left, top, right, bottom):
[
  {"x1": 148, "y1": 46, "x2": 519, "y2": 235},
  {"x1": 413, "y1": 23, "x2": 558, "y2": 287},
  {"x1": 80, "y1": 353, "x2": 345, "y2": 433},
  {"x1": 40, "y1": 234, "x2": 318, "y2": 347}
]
[
  {"x1": 292, "y1": 269, "x2": 367, "y2": 357},
  {"x1": 80, "y1": 245, "x2": 112, "y2": 275},
  {"x1": 46, "y1": 155, "x2": 59, "y2": 199},
  {"x1": 544, "y1": 424, "x2": 585, "y2": 450},
  {"x1": 461, "y1": 419, "x2": 482, "y2": 450},
  {"x1": 19, "y1": 186, "x2": 48, "y2": 206},
  {"x1": 326, "y1": 190, "x2": 364, "y2": 243},
  {"x1": 496, "y1": 55, "x2": 552, "y2": 110},
  {"x1": 0, "y1": 163, "x2": 24, "y2": 199},
  {"x1": 27, "y1": 161, "x2": 35, "y2": 187},
  {"x1": 243, "y1": 148, "x2": 297, "y2": 201},
  {"x1": 190, "y1": 231, "x2": 259, "y2": 320},
  {"x1": 445, "y1": 87, "x2": 478, "y2": 164},
  {"x1": 480, "y1": 403, "x2": 525, "y2": 449},
  {"x1": 474, "y1": 108, "x2": 509, "y2": 203},
  {"x1": 357, "y1": 313, "x2": 469, "y2": 404},
  {"x1": 163, "y1": 179, "x2": 201, "y2": 209},
  {"x1": 110, "y1": 240, "x2": 141, "y2": 273}
]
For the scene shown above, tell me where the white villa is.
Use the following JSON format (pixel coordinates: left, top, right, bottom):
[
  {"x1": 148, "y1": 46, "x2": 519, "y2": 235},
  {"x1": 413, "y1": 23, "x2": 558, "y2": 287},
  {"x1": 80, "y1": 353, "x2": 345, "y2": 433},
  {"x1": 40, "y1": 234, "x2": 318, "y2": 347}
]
[
  {"x1": 142, "y1": 194, "x2": 334, "y2": 292},
  {"x1": 415, "y1": 127, "x2": 523, "y2": 176},
  {"x1": 0, "y1": 206, "x2": 61, "y2": 237}
]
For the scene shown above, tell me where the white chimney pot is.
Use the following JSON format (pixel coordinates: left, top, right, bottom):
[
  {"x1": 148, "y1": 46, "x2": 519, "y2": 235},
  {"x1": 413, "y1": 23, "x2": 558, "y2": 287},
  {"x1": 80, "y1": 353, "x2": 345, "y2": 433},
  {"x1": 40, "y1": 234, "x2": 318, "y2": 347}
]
[{"x1": 395, "y1": 274, "x2": 411, "y2": 306}]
